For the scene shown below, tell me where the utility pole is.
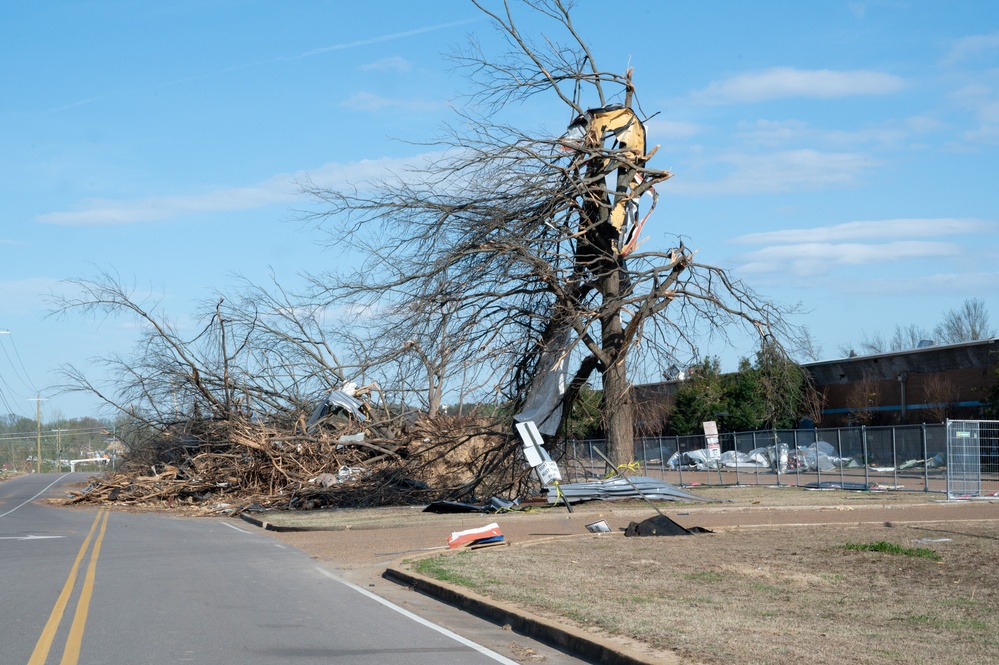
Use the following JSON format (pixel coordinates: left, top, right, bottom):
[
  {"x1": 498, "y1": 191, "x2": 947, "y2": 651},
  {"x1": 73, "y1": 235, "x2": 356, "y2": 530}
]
[
  {"x1": 29, "y1": 394, "x2": 47, "y2": 473},
  {"x1": 52, "y1": 429, "x2": 69, "y2": 472},
  {"x1": 35, "y1": 393, "x2": 41, "y2": 473}
]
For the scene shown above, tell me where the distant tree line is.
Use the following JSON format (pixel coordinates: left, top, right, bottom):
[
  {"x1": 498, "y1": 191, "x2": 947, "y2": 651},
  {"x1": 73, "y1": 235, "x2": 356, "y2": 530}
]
[{"x1": 843, "y1": 298, "x2": 995, "y2": 356}]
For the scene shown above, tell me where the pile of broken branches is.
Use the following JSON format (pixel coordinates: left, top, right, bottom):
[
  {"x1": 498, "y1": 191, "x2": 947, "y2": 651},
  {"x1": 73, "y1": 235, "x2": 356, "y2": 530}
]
[{"x1": 63, "y1": 413, "x2": 531, "y2": 514}]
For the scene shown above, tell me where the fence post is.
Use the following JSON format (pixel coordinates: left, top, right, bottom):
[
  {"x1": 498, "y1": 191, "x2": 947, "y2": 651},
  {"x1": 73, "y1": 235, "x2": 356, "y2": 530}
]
[
  {"x1": 921, "y1": 423, "x2": 928, "y2": 493},
  {"x1": 676, "y1": 436, "x2": 684, "y2": 486},
  {"x1": 836, "y1": 428, "x2": 844, "y2": 486},
  {"x1": 814, "y1": 428, "x2": 821, "y2": 487},
  {"x1": 658, "y1": 437, "x2": 664, "y2": 478},
  {"x1": 793, "y1": 430, "x2": 801, "y2": 486},
  {"x1": 891, "y1": 427, "x2": 898, "y2": 487},
  {"x1": 862, "y1": 426, "x2": 870, "y2": 487},
  {"x1": 733, "y1": 432, "x2": 740, "y2": 486},
  {"x1": 752, "y1": 431, "x2": 759, "y2": 485},
  {"x1": 773, "y1": 430, "x2": 782, "y2": 486}
]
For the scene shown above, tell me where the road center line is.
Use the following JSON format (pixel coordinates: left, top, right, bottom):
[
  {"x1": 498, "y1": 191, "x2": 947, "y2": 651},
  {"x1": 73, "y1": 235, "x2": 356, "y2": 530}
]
[
  {"x1": 26, "y1": 509, "x2": 104, "y2": 665},
  {"x1": 58, "y1": 509, "x2": 110, "y2": 665}
]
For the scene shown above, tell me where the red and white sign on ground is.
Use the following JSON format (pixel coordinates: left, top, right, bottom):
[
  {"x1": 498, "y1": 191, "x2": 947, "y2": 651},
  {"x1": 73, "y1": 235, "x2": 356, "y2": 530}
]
[{"x1": 446, "y1": 522, "x2": 504, "y2": 548}]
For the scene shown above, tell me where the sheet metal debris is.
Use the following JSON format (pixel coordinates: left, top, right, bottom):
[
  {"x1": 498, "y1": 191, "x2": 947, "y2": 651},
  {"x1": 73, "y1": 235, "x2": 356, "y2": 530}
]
[
  {"x1": 545, "y1": 476, "x2": 710, "y2": 505},
  {"x1": 306, "y1": 382, "x2": 368, "y2": 431},
  {"x1": 560, "y1": 104, "x2": 657, "y2": 256}
]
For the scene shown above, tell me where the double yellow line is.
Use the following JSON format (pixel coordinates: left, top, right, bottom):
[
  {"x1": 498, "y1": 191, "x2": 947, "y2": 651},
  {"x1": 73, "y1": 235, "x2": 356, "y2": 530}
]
[{"x1": 28, "y1": 509, "x2": 110, "y2": 665}]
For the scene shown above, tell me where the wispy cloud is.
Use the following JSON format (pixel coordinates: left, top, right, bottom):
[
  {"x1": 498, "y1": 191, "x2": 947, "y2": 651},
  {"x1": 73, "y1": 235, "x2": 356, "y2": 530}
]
[
  {"x1": 47, "y1": 19, "x2": 478, "y2": 113},
  {"x1": 37, "y1": 155, "x2": 436, "y2": 226},
  {"x1": 340, "y1": 92, "x2": 443, "y2": 112},
  {"x1": 0, "y1": 277, "x2": 63, "y2": 316},
  {"x1": 843, "y1": 270, "x2": 999, "y2": 298},
  {"x1": 736, "y1": 241, "x2": 961, "y2": 276},
  {"x1": 38, "y1": 177, "x2": 297, "y2": 226},
  {"x1": 294, "y1": 19, "x2": 477, "y2": 59},
  {"x1": 670, "y1": 149, "x2": 880, "y2": 196},
  {"x1": 730, "y1": 218, "x2": 995, "y2": 278},
  {"x1": 359, "y1": 56, "x2": 413, "y2": 74},
  {"x1": 944, "y1": 32, "x2": 999, "y2": 66},
  {"x1": 645, "y1": 118, "x2": 704, "y2": 140},
  {"x1": 733, "y1": 218, "x2": 995, "y2": 245},
  {"x1": 691, "y1": 67, "x2": 906, "y2": 105},
  {"x1": 733, "y1": 119, "x2": 911, "y2": 148}
]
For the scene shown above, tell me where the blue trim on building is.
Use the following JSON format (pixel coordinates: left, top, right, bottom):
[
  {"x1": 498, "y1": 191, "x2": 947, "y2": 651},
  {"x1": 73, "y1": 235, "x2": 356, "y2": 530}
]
[{"x1": 822, "y1": 400, "x2": 983, "y2": 415}]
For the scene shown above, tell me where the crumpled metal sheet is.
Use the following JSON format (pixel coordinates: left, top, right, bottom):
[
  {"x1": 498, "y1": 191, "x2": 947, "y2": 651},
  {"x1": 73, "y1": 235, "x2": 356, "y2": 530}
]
[
  {"x1": 545, "y1": 476, "x2": 710, "y2": 504},
  {"x1": 306, "y1": 388, "x2": 367, "y2": 430}
]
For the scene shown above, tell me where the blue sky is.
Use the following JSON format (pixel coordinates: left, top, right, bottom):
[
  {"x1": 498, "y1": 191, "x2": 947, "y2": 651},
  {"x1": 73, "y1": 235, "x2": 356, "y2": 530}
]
[{"x1": 2, "y1": 0, "x2": 998, "y2": 420}]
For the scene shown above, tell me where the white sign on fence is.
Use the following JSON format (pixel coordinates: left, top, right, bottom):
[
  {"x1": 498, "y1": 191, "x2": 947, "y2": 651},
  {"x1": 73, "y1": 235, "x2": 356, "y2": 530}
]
[{"x1": 702, "y1": 420, "x2": 721, "y2": 460}]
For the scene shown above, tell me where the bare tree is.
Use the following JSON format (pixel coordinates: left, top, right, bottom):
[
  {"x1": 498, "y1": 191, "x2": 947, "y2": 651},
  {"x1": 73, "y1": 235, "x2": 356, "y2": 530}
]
[
  {"x1": 922, "y1": 374, "x2": 957, "y2": 423},
  {"x1": 934, "y1": 298, "x2": 995, "y2": 344},
  {"x1": 301, "y1": 0, "x2": 792, "y2": 465},
  {"x1": 855, "y1": 324, "x2": 932, "y2": 355},
  {"x1": 847, "y1": 374, "x2": 881, "y2": 426}
]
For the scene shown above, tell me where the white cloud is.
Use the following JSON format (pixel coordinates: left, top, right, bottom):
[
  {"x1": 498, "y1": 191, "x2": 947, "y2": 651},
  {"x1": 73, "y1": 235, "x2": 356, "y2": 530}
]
[
  {"x1": 38, "y1": 176, "x2": 297, "y2": 226},
  {"x1": 734, "y1": 118, "x2": 909, "y2": 148},
  {"x1": 946, "y1": 82, "x2": 999, "y2": 145},
  {"x1": 905, "y1": 115, "x2": 944, "y2": 133},
  {"x1": 733, "y1": 218, "x2": 995, "y2": 245},
  {"x1": 670, "y1": 149, "x2": 880, "y2": 196},
  {"x1": 691, "y1": 67, "x2": 906, "y2": 105},
  {"x1": 843, "y1": 270, "x2": 999, "y2": 298},
  {"x1": 359, "y1": 56, "x2": 413, "y2": 73},
  {"x1": 735, "y1": 241, "x2": 961, "y2": 277},
  {"x1": 340, "y1": 91, "x2": 443, "y2": 112},
  {"x1": 0, "y1": 277, "x2": 59, "y2": 312},
  {"x1": 644, "y1": 118, "x2": 703, "y2": 140},
  {"x1": 37, "y1": 154, "x2": 438, "y2": 227},
  {"x1": 944, "y1": 32, "x2": 999, "y2": 66}
]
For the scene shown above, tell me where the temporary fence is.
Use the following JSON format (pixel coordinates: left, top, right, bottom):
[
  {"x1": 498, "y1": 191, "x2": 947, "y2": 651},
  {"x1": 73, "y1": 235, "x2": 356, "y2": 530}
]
[
  {"x1": 946, "y1": 420, "x2": 999, "y2": 499},
  {"x1": 563, "y1": 423, "x2": 964, "y2": 494}
]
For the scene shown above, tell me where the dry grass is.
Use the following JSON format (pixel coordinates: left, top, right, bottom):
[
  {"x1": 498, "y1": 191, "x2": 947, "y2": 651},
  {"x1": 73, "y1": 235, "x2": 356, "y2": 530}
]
[{"x1": 402, "y1": 494, "x2": 999, "y2": 665}]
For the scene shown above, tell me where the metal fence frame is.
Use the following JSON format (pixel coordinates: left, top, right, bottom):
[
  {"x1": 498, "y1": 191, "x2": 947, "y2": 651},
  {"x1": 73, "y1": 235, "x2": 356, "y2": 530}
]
[
  {"x1": 564, "y1": 423, "x2": 953, "y2": 493},
  {"x1": 946, "y1": 419, "x2": 999, "y2": 499}
]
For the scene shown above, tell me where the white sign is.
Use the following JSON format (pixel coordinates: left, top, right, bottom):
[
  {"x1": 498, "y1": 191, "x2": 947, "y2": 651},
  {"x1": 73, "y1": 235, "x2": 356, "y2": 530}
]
[
  {"x1": 703, "y1": 420, "x2": 721, "y2": 460},
  {"x1": 515, "y1": 420, "x2": 562, "y2": 485},
  {"x1": 536, "y1": 460, "x2": 562, "y2": 485}
]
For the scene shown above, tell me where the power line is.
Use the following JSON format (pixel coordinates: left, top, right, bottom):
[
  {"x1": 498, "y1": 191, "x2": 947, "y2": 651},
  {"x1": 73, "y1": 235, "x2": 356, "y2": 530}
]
[{"x1": 0, "y1": 330, "x2": 38, "y2": 394}]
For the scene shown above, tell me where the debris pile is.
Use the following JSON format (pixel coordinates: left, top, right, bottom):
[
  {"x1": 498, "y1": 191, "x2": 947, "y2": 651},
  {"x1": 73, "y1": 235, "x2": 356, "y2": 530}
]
[
  {"x1": 668, "y1": 441, "x2": 862, "y2": 473},
  {"x1": 63, "y1": 409, "x2": 525, "y2": 515}
]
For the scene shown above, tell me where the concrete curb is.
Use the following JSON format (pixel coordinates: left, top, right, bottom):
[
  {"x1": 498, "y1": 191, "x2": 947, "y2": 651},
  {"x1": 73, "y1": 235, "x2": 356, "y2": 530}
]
[
  {"x1": 238, "y1": 513, "x2": 348, "y2": 532},
  {"x1": 384, "y1": 564, "x2": 669, "y2": 665}
]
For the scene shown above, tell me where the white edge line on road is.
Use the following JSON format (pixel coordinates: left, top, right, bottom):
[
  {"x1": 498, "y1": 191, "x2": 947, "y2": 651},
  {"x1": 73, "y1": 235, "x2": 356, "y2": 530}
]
[
  {"x1": 218, "y1": 521, "x2": 253, "y2": 534},
  {"x1": 315, "y1": 566, "x2": 520, "y2": 665},
  {"x1": 0, "y1": 473, "x2": 73, "y2": 519}
]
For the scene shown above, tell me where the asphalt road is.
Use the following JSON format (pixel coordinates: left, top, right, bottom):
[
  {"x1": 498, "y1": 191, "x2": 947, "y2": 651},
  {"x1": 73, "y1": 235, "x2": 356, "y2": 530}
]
[{"x1": 0, "y1": 473, "x2": 547, "y2": 665}]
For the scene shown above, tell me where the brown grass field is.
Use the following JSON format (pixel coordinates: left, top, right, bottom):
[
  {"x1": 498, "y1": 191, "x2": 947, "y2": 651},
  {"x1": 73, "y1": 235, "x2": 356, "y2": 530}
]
[{"x1": 376, "y1": 488, "x2": 999, "y2": 665}]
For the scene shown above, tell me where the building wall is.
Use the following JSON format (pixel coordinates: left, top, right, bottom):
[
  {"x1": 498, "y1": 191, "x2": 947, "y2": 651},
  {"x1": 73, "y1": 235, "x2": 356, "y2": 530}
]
[
  {"x1": 633, "y1": 338, "x2": 999, "y2": 432},
  {"x1": 806, "y1": 338, "x2": 998, "y2": 426}
]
